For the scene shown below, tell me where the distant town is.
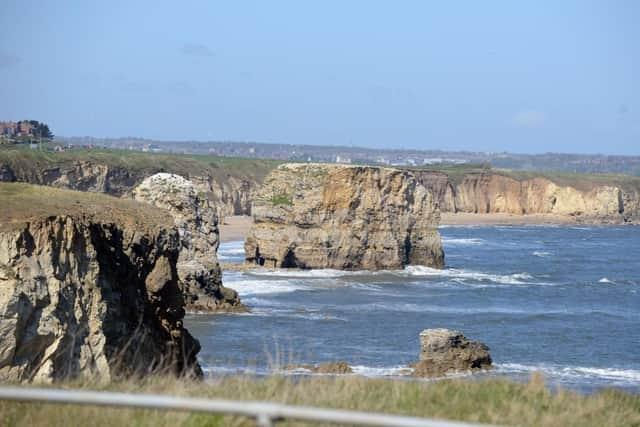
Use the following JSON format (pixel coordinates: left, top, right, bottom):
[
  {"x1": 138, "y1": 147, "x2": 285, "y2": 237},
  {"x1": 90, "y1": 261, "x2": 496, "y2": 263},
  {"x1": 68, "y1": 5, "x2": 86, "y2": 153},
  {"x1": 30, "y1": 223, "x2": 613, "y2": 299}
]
[{"x1": 1, "y1": 120, "x2": 639, "y2": 175}]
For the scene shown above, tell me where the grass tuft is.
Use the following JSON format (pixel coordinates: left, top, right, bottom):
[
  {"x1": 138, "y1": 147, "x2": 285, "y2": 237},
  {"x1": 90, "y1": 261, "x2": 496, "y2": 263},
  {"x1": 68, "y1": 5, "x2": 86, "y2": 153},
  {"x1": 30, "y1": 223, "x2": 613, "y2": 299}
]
[{"x1": 0, "y1": 374, "x2": 638, "y2": 427}]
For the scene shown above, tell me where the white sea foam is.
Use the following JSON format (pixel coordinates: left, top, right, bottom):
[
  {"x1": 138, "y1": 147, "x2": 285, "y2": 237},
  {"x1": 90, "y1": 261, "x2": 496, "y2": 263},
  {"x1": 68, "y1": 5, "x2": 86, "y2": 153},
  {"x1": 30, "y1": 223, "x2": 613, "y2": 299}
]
[
  {"x1": 401, "y1": 266, "x2": 534, "y2": 285},
  {"x1": 532, "y1": 251, "x2": 551, "y2": 257},
  {"x1": 598, "y1": 277, "x2": 614, "y2": 284},
  {"x1": 441, "y1": 238, "x2": 485, "y2": 246},
  {"x1": 350, "y1": 365, "x2": 412, "y2": 377},
  {"x1": 247, "y1": 269, "x2": 360, "y2": 279},
  {"x1": 227, "y1": 279, "x2": 310, "y2": 296},
  {"x1": 497, "y1": 363, "x2": 640, "y2": 383}
]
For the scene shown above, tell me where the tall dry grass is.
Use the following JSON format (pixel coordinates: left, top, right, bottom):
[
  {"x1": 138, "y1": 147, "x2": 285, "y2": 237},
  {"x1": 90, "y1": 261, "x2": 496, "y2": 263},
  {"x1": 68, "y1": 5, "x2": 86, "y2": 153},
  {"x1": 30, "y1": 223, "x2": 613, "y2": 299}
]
[{"x1": 0, "y1": 373, "x2": 638, "y2": 427}]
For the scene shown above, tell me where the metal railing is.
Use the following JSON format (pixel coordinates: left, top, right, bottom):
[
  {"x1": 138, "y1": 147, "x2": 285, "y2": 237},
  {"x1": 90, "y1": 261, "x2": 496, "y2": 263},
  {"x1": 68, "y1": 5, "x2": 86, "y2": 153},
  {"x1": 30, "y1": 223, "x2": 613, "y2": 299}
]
[{"x1": 0, "y1": 386, "x2": 500, "y2": 427}]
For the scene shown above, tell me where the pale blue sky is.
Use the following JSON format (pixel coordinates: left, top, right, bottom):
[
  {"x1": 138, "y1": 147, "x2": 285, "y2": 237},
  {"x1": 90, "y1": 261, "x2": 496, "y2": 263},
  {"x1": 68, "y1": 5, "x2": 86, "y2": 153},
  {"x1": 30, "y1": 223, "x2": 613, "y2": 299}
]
[{"x1": 0, "y1": 1, "x2": 638, "y2": 154}]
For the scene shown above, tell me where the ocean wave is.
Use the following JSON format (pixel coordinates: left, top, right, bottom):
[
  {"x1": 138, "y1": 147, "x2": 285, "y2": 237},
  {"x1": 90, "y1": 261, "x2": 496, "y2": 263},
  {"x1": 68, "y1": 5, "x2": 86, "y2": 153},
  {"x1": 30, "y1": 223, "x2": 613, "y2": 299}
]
[
  {"x1": 532, "y1": 251, "x2": 551, "y2": 257},
  {"x1": 497, "y1": 363, "x2": 640, "y2": 383},
  {"x1": 402, "y1": 266, "x2": 534, "y2": 285},
  {"x1": 226, "y1": 279, "x2": 311, "y2": 296},
  {"x1": 246, "y1": 269, "x2": 362, "y2": 279},
  {"x1": 441, "y1": 238, "x2": 485, "y2": 246},
  {"x1": 242, "y1": 265, "x2": 540, "y2": 286},
  {"x1": 598, "y1": 277, "x2": 614, "y2": 284}
]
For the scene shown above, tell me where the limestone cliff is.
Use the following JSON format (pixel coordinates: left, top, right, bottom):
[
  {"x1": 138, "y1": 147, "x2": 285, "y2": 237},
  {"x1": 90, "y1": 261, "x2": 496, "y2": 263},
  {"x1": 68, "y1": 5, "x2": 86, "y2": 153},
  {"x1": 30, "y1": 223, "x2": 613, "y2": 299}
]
[
  {"x1": 245, "y1": 164, "x2": 444, "y2": 270},
  {"x1": 415, "y1": 171, "x2": 640, "y2": 223},
  {"x1": 0, "y1": 184, "x2": 201, "y2": 382},
  {"x1": 133, "y1": 173, "x2": 243, "y2": 312}
]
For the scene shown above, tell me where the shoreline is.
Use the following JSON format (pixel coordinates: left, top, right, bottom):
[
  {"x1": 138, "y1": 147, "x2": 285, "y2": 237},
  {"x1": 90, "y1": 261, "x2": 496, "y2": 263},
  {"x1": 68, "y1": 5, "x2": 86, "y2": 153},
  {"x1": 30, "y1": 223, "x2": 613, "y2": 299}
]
[{"x1": 219, "y1": 213, "x2": 625, "y2": 243}]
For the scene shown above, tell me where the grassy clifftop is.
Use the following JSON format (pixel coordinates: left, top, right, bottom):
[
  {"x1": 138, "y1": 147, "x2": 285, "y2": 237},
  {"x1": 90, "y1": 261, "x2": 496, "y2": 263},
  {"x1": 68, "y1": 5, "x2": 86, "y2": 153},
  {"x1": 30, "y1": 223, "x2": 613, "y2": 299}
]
[
  {"x1": 0, "y1": 145, "x2": 282, "y2": 183},
  {"x1": 2, "y1": 145, "x2": 639, "y2": 194},
  {"x1": 0, "y1": 182, "x2": 172, "y2": 233},
  {"x1": 406, "y1": 163, "x2": 640, "y2": 192}
]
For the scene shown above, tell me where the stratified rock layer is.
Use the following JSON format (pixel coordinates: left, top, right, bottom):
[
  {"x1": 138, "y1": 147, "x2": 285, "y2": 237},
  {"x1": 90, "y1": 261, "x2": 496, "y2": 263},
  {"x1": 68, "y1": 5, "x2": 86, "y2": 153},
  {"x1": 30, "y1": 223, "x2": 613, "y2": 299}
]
[
  {"x1": 412, "y1": 329, "x2": 492, "y2": 377},
  {"x1": 415, "y1": 171, "x2": 639, "y2": 223},
  {"x1": 245, "y1": 164, "x2": 444, "y2": 270},
  {"x1": 0, "y1": 184, "x2": 201, "y2": 382},
  {"x1": 133, "y1": 173, "x2": 243, "y2": 312}
]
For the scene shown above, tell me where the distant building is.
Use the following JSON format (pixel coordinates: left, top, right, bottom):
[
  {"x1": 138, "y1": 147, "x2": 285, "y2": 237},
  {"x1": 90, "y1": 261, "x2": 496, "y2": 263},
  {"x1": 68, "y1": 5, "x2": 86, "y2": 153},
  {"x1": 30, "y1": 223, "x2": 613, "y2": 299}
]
[{"x1": 335, "y1": 155, "x2": 352, "y2": 164}]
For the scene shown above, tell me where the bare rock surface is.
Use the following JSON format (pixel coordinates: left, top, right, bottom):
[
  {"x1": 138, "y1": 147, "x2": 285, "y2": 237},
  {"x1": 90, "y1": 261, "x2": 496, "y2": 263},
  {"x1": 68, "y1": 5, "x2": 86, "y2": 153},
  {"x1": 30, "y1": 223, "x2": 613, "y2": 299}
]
[
  {"x1": 0, "y1": 183, "x2": 201, "y2": 382},
  {"x1": 133, "y1": 173, "x2": 243, "y2": 312},
  {"x1": 412, "y1": 329, "x2": 492, "y2": 377},
  {"x1": 245, "y1": 164, "x2": 444, "y2": 270}
]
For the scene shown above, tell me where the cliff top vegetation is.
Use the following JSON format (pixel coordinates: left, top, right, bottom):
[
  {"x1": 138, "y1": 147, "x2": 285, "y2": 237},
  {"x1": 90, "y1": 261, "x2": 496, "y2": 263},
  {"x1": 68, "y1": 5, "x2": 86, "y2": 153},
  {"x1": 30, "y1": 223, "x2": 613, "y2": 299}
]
[
  {"x1": 0, "y1": 145, "x2": 282, "y2": 183},
  {"x1": 0, "y1": 374, "x2": 637, "y2": 427},
  {"x1": 0, "y1": 182, "x2": 172, "y2": 233},
  {"x1": 2, "y1": 145, "x2": 639, "y2": 194}
]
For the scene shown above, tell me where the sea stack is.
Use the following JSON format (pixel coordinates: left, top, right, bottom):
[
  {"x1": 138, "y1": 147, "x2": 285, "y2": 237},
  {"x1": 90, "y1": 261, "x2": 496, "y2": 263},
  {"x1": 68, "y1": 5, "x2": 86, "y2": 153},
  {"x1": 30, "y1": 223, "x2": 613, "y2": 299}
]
[
  {"x1": 133, "y1": 173, "x2": 243, "y2": 312},
  {"x1": 245, "y1": 163, "x2": 444, "y2": 270}
]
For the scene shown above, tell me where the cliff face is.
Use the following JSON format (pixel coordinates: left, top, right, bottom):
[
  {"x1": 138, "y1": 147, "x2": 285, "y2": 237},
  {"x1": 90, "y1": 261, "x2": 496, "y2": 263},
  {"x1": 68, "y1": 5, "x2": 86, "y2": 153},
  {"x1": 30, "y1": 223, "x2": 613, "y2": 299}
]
[
  {"x1": 245, "y1": 164, "x2": 444, "y2": 270},
  {"x1": 133, "y1": 173, "x2": 243, "y2": 312},
  {"x1": 415, "y1": 171, "x2": 639, "y2": 223},
  {"x1": 0, "y1": 159, "x2": 261, "y2": 218},
  {"x1": 0, "y1": 184, "x2": 201, "y2": 382}
]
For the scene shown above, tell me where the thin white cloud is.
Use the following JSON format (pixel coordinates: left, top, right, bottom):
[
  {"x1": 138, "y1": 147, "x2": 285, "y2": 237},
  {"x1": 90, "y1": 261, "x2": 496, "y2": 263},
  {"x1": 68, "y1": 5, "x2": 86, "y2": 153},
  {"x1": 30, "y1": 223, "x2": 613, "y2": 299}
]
[{"x1": 512, "y1": 110, "x2": 546, "y2": 128}]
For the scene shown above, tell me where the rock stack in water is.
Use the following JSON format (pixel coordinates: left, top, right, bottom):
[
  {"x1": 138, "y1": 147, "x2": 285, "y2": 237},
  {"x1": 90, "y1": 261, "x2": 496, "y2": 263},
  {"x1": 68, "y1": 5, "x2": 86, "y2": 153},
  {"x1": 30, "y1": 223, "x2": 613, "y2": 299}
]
[
  {"x1": 412, "y1": 329, "x2": 492, "y2": 377},
  {"x1": 245, "y1": 164, "x2": 444, "y2": 270},
  {"x1": 0, "y1": 183, "x2": 201, "y2": 382},
  {"x1": 134, "y1": 173, "x2": 243, "y2": 311}
]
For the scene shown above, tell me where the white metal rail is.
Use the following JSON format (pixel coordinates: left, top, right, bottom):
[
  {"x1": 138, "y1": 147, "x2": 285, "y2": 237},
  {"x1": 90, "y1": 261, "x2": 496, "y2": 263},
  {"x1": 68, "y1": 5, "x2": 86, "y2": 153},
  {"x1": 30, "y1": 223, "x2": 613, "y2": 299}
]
[{"x1": 0, "y1": 386, "x2": 501, "y2": 427}]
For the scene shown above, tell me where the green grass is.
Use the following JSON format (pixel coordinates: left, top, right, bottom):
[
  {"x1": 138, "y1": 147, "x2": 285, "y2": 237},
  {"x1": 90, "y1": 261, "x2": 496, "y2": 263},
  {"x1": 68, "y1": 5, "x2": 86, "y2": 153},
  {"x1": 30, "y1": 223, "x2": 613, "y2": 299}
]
[
  {"x1": 406, "y1": 164, "x2": 640, "y2": 191},
  {"x1": 0, "y1": 145, "x2": 282, "y2": 185},
  {"x1": 0, "y1": 374, "x2": 637, "y2": 427},
  {"x1": 271, "y1": 192, "x2": 293, "y2": 206}
]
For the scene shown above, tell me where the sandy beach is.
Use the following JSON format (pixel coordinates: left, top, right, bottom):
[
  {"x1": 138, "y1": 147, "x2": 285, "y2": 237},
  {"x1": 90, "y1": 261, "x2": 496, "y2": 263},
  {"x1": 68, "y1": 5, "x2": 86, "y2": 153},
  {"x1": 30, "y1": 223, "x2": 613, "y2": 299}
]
[
  {"x1": 219, "y1": 215, "x2": 254, "y2": 242},
  {"x1": 219, "y1": 213, "x2": 580, "y2": 242}
]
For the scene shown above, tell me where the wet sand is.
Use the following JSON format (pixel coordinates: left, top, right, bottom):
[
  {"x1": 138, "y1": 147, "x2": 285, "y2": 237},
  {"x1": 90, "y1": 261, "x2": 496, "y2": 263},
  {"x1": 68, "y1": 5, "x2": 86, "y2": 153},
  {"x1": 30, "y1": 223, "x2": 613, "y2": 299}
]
[{"x1": 219, "y1": 213, "x2": 579, "y2": 243}]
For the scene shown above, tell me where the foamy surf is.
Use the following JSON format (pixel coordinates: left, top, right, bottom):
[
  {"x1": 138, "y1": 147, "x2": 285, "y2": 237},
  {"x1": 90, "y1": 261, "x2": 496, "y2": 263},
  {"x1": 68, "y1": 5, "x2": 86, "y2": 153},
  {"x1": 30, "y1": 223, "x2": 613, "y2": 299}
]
[
  {"x1": 497, "y1": 363, "x2": 640, "y2": 384},
  {"x1": 441, "y1": 238, "x2": 485, "y2": 246},
  {"x1": 402, "y1": 266, "x2": 535, "y2": 285}
]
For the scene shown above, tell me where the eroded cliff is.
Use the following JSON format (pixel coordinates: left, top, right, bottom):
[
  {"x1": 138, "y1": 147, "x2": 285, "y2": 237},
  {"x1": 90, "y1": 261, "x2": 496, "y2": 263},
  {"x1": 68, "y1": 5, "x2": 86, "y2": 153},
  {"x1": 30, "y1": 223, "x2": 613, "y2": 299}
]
[
  {"x1": 133, "y1": 173, "x2": 243, "y2": 312},
  {"x1": 245, "y1": 164, "x2": 444, "y2": 270},
  {"x1": 0, "y1": 184, "x2": 201, "y2": 382},
  {"x1": 415, "y1": 170, "x2": 640, "y2": 223}
]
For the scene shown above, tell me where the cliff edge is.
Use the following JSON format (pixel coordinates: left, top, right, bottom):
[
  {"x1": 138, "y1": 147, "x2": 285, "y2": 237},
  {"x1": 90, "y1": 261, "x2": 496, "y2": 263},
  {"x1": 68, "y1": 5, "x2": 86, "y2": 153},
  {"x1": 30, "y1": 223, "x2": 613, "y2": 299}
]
[{"x1": 0, "y1": 183, "x2": 201, "y2": 382}]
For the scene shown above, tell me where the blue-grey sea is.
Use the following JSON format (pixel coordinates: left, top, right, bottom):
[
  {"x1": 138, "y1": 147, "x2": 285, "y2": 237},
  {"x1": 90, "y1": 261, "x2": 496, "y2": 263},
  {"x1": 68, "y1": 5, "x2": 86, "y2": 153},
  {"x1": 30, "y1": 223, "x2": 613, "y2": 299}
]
[{"x1": 186, "y1": 225, "x2": 640, "y2": 393}]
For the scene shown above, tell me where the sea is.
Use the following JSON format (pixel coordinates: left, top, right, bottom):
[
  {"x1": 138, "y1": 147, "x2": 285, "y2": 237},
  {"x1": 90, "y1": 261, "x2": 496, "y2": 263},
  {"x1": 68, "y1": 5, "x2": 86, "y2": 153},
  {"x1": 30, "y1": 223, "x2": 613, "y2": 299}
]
[{"x1": 186, "y1": 225, "x2": 640, "y2": 394}]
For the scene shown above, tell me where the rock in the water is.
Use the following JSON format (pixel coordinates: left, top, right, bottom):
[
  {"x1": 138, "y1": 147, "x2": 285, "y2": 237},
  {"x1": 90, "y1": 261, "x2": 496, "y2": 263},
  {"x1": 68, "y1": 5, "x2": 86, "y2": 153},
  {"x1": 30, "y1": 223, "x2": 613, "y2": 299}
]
[
  {"x1": 134, "y1": 173, "x2": 244, "y2": 312},
  {"x1": 412, "y1": 329, "x2": 492, "y2": 377},
  {"x1": 245, "y1": 164, "x2": 444, "y2": 270},
  {"x1": 286, "y1": 361, "x2": 353, "y2": 374},
  {"x1": 0, "y1": 184, "x2": 201, "y2": 382}
]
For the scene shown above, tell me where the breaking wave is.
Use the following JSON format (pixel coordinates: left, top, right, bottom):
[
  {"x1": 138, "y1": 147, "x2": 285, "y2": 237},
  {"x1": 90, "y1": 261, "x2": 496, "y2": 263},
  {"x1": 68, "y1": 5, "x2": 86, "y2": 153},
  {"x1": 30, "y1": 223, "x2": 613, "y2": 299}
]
[{"x1": 497, "y1": 363, "x2": 640, "y2": 384}]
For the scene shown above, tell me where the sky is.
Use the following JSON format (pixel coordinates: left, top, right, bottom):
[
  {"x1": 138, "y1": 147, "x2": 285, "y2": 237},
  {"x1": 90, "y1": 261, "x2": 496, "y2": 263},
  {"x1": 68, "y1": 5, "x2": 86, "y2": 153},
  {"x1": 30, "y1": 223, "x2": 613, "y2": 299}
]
[{"x1": 0, "y1": 1, "x2": 638, "y2": 155}]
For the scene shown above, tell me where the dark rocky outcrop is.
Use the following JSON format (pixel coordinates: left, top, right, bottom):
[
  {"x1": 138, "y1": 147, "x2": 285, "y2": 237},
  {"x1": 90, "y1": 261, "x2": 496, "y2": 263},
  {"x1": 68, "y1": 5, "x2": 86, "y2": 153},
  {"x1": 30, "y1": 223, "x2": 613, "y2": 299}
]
[
  {"x1": 245, "y1": 164, "x2": 444, "y2": 270},
  {"x1": 411, "y1": 329, "x2": 492, "y2": 377}
]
